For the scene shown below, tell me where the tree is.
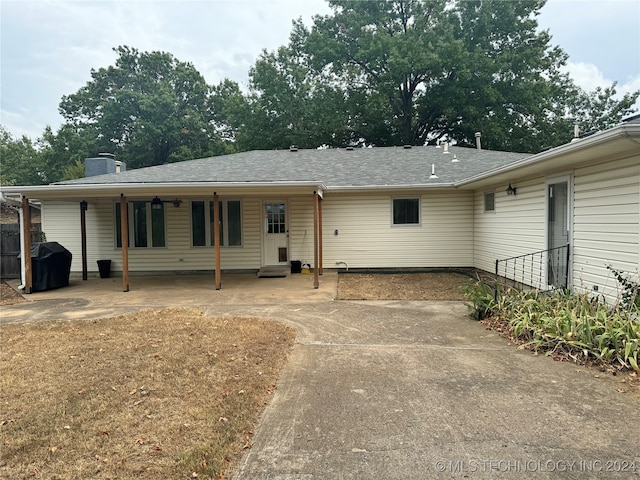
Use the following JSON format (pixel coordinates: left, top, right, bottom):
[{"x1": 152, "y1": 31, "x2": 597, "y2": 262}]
[
  {"x1": 0, "y1": 126, "x2": 46, "y2": 185},
  {"x1": 239, "y1": 0, "x2": 637, "y2": 152},
  {"x1": 59, "y1": 46, "x2": 227, "y2": 168}
]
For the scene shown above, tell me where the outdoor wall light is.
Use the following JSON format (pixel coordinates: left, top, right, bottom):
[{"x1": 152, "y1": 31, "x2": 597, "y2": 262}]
[
  {"x1": 506, "y1": 183, "x2": 517, "y2": 196},
  {"x1": 80, "y1": 200, "x2": 88, "y2": 211},
  {"x1": 151, "y1": 196, "x2": 183, "y2": 209},
  {"x1": 151, "y1": 196, "x2": 163, "y2": 210}
]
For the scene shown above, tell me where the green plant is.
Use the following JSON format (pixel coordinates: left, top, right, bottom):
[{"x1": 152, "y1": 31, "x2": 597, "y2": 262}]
[
  {"x1": 461, "y1": 279, "x2": 495, "y2": 320},
  {"x1": 606, "y1": 265, "x2": 640, "y2": 310},
  {"x1": 483, "y1": 287, "x2": 639, "y2": 372}
]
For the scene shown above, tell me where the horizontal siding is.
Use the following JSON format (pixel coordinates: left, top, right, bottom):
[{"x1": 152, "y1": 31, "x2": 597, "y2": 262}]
[
  {"x1": 473, "y1": 179, "x2": 546, "y2": 274},
  {"x1": 42, "y1": 198, "x2": 263, "y2": 273},
  {"x1": 572, "y1": 156, "x2": 639, "y2": 302},
  {"x1": 314, "y1": 191, "x2": 474, "y2": 269}
]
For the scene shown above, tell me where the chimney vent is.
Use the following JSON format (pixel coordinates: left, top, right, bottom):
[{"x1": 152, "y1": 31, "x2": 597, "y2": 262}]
[
  {"x1": 84, "y1": 154, "x2": 125, "y2": 177},
  {"x1": 475, "y1": 132, "x2": 482, "y2": 150}
]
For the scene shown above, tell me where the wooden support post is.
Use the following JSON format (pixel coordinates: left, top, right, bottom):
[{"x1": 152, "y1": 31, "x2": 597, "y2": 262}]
[
  {"x1": 120, "y1": 195, "x2": 129, "y2": 292},
  {"x1": 318, "y1": 195, "x2": 323, "y2": 275},
  {"x1": 313, "y1": 191, "x2": 319, "y2": 289},
  {"x1": 80, "y1": 201, "x2": 88, "y2": 281},
  {"x1": 213, "y1": 192, "x2": 222, "y2": 290},
  {"x1": 21, "y1": 196, "x2": 32, "y2": 294}
]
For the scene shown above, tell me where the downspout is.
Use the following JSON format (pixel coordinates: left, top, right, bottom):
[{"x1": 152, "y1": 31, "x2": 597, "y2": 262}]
[
  {"x1": 18, "y1": 203, "x2": 26, "y2": 289},
  {"x1": 0, "y1": 192, "x2": 26, "y2": 288}
]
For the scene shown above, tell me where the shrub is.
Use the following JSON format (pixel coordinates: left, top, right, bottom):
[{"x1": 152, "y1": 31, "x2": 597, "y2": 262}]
[{"x1": 463, "y1": 282, "x2": 639, "y2": 372}]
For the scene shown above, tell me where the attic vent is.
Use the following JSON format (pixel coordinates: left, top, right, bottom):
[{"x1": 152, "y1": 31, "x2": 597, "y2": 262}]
[
  {"x1": 451, "y1": 155, "x2": 459, "y2": 163},
  {"x1": 403, "y1": 145, "x2": 412, "y2": 149},
  {"x1": 345, "y1": 146, "x2": 354, "y2": 151},
  {"x1": 429, "y1": 164, "x2": 438, "y2": 179},
  {"x1": 475, "y1": 132, "x2": 482, "y2": 150},
  {"x1": 443, "y1": 142, "x2": 450, "y2": 154},
  {"x1": 289, "y1": 145, "x2": 298, "y2": 152}
]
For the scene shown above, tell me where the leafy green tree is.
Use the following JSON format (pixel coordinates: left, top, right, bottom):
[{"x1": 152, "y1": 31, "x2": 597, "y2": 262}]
[
  {"x1": 59, "y1": 46, "x2": 227, "y2": 168},
  {"x1": 239, "y1": 0, "x2": 637, "y2": 152},
  {"x1": 0, "y1": 126, "x2": 46, "y2": 185}
]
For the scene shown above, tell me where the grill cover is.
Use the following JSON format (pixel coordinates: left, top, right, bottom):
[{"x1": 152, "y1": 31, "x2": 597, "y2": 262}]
[{"x1": 30, "y1": 242, "x2": 72, "y2": 292}]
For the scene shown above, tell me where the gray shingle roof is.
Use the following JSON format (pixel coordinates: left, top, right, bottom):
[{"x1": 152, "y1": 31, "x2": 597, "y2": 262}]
[{"x1": 58, "y1": 145, "x2": 530, "y2": 188}]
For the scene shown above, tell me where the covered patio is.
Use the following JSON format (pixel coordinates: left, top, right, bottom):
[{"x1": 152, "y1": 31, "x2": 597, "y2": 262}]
[{"x1": 2, "y1": 271, "x2": 338, "y2": 324}]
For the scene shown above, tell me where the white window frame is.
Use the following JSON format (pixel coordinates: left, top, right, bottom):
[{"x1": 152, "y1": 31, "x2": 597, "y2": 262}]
[
  {"x1": 114, "y1": 201, "x2": 167, "y2": 249},
  {"x1": 391, "y1": 196, "x2": 421, "y2": 226},
  {"x1": 484, "y1": 192, "x2": 495, "y2": 213},
  {"x1": 190, "y1": 199, "x2": 243, "y2": 247}
]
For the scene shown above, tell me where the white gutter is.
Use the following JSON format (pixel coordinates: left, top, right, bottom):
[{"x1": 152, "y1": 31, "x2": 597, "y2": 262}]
[
  {"x1": 0, "y1": 181, "x2": 328, "y2": 198},
  {"x1": 456, "y1": 123, "x2": 640, "y2": 187},
  {"x1": 326, "y1": 183, "x2": 455, "y2": 192}
]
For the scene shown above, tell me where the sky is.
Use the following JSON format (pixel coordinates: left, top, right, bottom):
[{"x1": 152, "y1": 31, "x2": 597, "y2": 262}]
[{"x1": 1, "y1": 0, "x2": 639, "y2": 140}]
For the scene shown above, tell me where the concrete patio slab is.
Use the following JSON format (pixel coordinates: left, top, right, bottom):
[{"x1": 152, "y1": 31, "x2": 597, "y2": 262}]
[{"x1": 1, "y1": 275, "x2": 638, "y2": 479}]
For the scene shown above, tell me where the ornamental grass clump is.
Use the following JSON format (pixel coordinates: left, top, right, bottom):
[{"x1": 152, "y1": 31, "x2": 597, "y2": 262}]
[{"x1": 463, "y1": 281, "x2": 639, "y2": 372}]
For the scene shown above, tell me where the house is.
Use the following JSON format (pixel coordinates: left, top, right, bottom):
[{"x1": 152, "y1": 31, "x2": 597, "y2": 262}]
[{"x1": 1, "y1": 118, "x2": 638, "y2": 303}]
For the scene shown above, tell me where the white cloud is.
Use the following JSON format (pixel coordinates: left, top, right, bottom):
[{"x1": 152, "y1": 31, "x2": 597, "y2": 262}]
[{"x1": 564, "y1": 61, "x2": 640, "y2": 112}]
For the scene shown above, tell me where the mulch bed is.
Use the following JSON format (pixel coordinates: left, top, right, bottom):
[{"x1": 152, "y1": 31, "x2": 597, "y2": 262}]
[{"x1": 336, "y1": 271, "x2": 474, "y2": 301}]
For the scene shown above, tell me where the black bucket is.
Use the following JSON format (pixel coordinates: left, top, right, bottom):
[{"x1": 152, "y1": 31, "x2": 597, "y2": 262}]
[{"x1": 97, "y1": 260, "x2": 111, "y2": 279}]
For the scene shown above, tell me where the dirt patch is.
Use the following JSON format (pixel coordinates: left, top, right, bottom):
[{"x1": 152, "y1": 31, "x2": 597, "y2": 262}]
[
  {"x1": 337, "y1": 272, "x2": 472, "y2": 301},
  {"x1": 0, "y1": 308, "x2": 296, "y2": 479},
  {"x1": 0, "y1": 282, "x2": 25, "y2": 306}
]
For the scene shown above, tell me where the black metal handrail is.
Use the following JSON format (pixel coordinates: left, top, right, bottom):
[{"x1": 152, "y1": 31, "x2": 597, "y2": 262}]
[{"x1": 494, "y1": 244, "x2": 570, "y2": 300}]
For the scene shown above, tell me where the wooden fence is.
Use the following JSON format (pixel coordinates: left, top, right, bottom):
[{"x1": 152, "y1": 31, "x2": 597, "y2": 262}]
[{"x1": 0, "y1": 224, "x2": 43, "y2": 279}]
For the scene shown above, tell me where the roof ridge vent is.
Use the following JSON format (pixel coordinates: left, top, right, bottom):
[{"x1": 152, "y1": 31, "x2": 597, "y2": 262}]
[
  {"x1": 403, "y1": 144, "x2": 412, "y2": 149},
  {"x1": 345, "y1": 146, "x2": 354, "y2": 151},
  {"x1": 451, "y1": 154, "x2": 459, "y2": 163},
  {"x1": 289, "y1": 145, "x2": 298, "y2": 152}
]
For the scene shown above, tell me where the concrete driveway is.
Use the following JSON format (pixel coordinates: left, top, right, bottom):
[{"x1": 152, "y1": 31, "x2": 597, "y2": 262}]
[{"x1": 2, "y1": 274, "x2": 638, "y2": 478}]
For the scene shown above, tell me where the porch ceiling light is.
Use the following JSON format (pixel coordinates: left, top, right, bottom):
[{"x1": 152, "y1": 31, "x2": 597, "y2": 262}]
[
  {"x1": 151, "y1": 196, "x2": 182, "y2": 209},
  {"x1": 506, "y1": 183, "x2": 517, "y2": 196},
  {"x1": 151, "y1": 196, "x2": 163, "y2": 209}
]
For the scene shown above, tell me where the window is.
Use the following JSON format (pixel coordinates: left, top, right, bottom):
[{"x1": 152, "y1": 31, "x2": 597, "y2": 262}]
[
  {"x1": 484, "y1": 192, "x2": 495, "y2": 212},
  {"x1": 191, "y1": 200, "x2": 242, "y2": 247},
  {"x1": 392, "y1": 198, "x2": 420, "y2": 225},
  {"x1": 115, "y1": 201, "x2": 166, "y2": 248}
]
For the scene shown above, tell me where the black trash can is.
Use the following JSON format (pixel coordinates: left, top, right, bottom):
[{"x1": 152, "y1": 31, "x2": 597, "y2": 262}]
[
  {"x1": 29, "y1": 242, "x2": 72, "y2": 292},
  {"x1": 97, "y1": 260, "x2": 111, "y2": 279},
  {"x1": 290, "y1": 260, "x2": 302, "y2": 274}
]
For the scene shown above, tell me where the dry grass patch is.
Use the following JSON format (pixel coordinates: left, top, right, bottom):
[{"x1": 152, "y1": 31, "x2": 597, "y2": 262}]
[
  {"x1": 0, "y1": 308, "x2": 296, "y2": 479},
  {"x1": 0, "y1": 282, "x2": 25, "y2": 306},
  {"x1": 337, "y1": 272, "x2": 471, "y2": 301}
]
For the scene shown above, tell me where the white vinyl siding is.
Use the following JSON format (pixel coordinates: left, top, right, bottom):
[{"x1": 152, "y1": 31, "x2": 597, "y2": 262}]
[
  {"x1": 572, "y1": 156, "x2": 640, "y2": 302},
  {"x1": 473, "y1": 179, "x2": 547, "y2": 275},
  {"x1": 290, "y1": 191, "x2": 473, "y2": 269},
  {"x1": 42, "y1": 198, "x2": 261, "y2": 274}
]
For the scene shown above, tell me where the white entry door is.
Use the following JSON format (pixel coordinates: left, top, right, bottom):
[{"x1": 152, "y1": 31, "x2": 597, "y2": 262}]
[{"x1": 262, "y1": 202, "x2": 289, "y2": 265}]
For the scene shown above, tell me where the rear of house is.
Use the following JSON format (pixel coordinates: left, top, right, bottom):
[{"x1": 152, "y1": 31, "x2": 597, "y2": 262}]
[{"x1": 2, "y1": 119, "x2": 639, "y2": 299}]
